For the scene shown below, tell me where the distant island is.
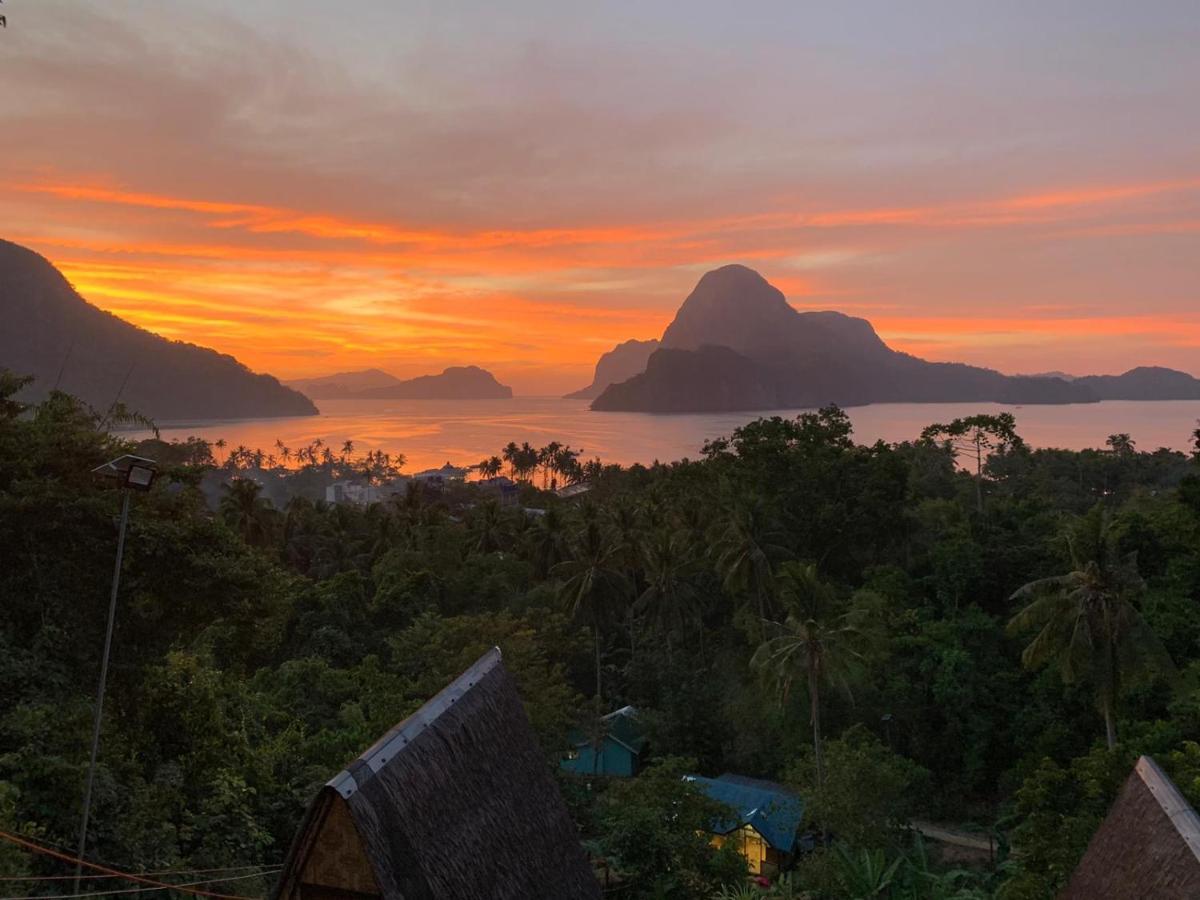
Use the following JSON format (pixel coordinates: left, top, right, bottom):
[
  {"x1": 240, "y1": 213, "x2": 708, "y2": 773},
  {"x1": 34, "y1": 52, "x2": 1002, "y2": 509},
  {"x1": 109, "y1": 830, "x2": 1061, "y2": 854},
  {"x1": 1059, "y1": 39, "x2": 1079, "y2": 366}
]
[
  {"x1": 0, "y1": 239, "x2": 317, "y2": 421},
  {"x1": 590, "y1": 265, "x2": 1200, "y2": 413},
  {"x1": 289, "y1": 365, "x2": 513, "y2": 400},
  {"x1": 564, "y1": 338, "x2": 660, "y2": 399}
]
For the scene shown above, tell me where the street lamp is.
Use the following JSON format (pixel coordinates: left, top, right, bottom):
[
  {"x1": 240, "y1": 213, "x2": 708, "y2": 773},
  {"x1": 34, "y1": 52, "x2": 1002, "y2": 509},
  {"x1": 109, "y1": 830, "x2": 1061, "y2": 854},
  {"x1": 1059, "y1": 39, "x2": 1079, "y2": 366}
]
[{"x1": 73, "y1": 455, "x2": 158, "y2": 891}]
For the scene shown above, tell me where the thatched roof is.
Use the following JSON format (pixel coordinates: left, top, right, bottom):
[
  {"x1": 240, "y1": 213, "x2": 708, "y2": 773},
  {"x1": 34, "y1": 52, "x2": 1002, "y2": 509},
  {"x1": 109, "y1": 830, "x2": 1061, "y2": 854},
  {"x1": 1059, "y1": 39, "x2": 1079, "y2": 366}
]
[
  {"x1": 1061, "y1": 755, "x2": 1200, "y2": 899},
  {"x1": 274, "y1": 648, "x2": 600, "y2": 900}
]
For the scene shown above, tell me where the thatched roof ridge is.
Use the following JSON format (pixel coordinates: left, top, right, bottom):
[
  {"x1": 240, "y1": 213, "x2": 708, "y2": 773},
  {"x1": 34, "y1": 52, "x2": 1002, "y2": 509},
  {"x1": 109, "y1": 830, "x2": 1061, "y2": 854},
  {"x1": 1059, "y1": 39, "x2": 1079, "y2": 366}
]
[
  {"x1": 275, "y1": 647, "x2": 599, "y2": 900},
  {"x1": 1061, "y1": 755, "x2": 1200, "y2": 899}
]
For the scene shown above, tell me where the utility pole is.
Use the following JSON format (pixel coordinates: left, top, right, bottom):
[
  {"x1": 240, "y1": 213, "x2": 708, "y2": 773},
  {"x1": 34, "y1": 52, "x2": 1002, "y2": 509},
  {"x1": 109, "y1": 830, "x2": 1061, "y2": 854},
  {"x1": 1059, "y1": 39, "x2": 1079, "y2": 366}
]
[{"x1": 73, "y1": 456, "x2": 157, "y2": 894}]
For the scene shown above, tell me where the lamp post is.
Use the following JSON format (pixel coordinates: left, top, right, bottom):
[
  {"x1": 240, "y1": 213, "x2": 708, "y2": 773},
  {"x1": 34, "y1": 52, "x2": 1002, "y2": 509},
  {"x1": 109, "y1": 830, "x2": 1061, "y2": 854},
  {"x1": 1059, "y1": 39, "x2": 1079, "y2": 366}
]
[{"x1": 73, "y1": 455, "x2": 157, "y2": 892}]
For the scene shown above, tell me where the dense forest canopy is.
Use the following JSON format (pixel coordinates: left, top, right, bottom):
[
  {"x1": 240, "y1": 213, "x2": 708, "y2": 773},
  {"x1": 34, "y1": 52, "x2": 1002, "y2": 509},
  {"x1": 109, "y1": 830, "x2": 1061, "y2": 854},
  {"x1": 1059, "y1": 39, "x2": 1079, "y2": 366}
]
[{"x1": 2, "y1": 366, "x2": 1200, "y2": 899}]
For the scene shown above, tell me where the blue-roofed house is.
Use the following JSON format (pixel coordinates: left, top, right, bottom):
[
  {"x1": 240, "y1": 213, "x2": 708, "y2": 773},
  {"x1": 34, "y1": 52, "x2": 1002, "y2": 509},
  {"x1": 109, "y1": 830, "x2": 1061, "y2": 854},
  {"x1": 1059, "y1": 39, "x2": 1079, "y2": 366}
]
[
  {"x1": 560, "y1": 706, "x2": 647, "y2": 777},
  {"x1": 684, "y1": 774, "x2": 805, "y2": 876}
]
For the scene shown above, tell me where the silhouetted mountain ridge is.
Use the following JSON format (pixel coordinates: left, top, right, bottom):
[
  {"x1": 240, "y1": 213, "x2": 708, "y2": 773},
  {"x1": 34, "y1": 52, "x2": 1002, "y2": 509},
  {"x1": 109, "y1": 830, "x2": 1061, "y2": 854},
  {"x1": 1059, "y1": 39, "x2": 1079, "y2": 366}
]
[
  {"x1": 0, "y1": 239, "x2": 317, "y2": 420},
  {"x1": 564, "y1": 338, "x2": 660, "y2": 399},
  {"x1": 292, "y1": 365, "x2": 512, "y2": 400},
  {"x1": 287, "y1": 368, "x2": 403, "y2": 397},
  {"x1": 1075, "y1": 367, "x2": 1200, "y2": 400},
  {"x1": 592, "y1": 265, "x2": 1197, "y2": 412}
]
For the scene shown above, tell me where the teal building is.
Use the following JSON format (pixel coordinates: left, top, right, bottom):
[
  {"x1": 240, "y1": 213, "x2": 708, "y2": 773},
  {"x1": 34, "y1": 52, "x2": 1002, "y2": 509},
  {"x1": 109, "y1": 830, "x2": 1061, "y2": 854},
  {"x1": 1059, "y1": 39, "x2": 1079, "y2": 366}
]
[{"x1": 560, "y1": 706, "x2": 646, "y2": 777}]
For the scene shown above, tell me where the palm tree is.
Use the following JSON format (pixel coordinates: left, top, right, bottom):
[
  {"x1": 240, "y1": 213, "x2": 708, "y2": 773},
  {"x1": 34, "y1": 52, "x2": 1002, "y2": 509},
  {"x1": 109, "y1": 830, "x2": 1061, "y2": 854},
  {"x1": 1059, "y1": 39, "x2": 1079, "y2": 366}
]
[
  {"x1": 552, "y1": 520, "x2": 630, "y2": 709},
  {"x1": 477, "y1": 456, "x2": 503, "y2": 479},
  {"x1": 751, "y1": 562, "x2": 862, "y2": 788},
  {"x1": 554, "y1": 446, "x2": 583, "y2": 486},
  {"x1": 527, "y1": 505, "x2": 569, "y2": 578},
  {"x1": 636, "y1": 530, "x2": 704, "y2": 657},
  {"x1": 711, "y1": 497, "x2": 788, "y2": 638},
  {"x1": 1007, "y1": 505, "x2": 1173, "y2": 749},
  {"x1": 515, "y1": 442, "x2": 538, "y2": 482},
  {"x1": 502, "y1": 442, "x2": 519, "y2": 479},
  {"x1": 539, "y1": 441, "x2": 562, "y2": 488},
  {"x1": 468, "y1": 500, "x2": 509, "y2": 554},
  {"x1": 219, "y1": 478, "x2": 277, "y2": 547}
]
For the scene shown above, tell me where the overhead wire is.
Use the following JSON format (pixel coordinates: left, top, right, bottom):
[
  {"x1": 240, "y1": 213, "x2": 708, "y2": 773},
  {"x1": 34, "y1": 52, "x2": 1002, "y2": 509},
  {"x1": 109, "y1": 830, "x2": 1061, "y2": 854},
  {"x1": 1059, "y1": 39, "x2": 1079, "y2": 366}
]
[
  {"x1": 0, "y1": 830, "x2": 267, "y2": 900},
  {"x1": 0, "y1": 868, "x2": 278, "y2": 888},
  {"x1": 0, "y1": 868, "x2": 278, "y2": 900}
]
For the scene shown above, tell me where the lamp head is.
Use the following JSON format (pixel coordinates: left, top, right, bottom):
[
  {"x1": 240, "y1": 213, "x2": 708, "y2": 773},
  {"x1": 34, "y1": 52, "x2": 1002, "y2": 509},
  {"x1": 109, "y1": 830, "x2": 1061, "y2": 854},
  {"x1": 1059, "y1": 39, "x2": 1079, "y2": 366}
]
[{"x1": 93, "y1": 454, "x2": 158, "y2": 492}]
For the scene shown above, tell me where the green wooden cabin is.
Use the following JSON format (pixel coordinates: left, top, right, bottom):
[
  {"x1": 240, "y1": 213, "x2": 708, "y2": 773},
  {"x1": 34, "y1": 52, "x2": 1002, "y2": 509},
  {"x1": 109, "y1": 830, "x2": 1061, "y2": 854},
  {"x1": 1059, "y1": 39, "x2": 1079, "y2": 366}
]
[{"x1": 561, "y1": 706, "x2": 647, "y2": 777}]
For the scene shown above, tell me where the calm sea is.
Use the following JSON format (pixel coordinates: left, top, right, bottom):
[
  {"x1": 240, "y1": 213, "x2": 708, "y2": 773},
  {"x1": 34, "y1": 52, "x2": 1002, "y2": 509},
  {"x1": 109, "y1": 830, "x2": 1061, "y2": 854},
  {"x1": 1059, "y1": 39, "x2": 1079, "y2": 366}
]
[{"x1": 135, "y1": 398, "x2": 1200, "y2": 472}]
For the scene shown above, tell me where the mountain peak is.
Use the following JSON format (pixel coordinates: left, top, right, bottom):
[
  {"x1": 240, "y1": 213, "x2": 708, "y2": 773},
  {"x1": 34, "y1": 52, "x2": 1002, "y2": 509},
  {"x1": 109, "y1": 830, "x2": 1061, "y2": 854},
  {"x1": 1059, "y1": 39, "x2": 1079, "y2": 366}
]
[{"x1": 661, "y1": 264, "x2": 888, "y2": 362}]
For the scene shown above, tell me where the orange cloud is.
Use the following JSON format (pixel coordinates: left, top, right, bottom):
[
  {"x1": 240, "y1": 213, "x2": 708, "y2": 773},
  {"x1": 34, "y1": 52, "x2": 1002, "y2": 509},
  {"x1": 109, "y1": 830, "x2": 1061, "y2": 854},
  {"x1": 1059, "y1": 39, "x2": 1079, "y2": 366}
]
[{"x1": 5, "y1": 171, "x2": 1200, "y2": 392}]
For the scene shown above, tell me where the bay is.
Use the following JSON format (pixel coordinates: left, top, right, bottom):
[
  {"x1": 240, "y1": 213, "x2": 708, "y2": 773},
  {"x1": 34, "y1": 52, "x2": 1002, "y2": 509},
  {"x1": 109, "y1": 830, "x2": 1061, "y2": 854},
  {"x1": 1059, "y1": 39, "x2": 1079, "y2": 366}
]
[{"x1": 135, "y1": 398, "x2": 1200, "y2": 472}]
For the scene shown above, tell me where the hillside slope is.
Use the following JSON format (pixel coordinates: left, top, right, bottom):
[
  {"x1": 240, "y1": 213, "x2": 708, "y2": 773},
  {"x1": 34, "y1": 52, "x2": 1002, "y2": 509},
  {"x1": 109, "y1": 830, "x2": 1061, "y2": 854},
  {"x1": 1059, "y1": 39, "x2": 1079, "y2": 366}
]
[{"x1": 0, "y1": 239, "x2": 317, "y2": 420}]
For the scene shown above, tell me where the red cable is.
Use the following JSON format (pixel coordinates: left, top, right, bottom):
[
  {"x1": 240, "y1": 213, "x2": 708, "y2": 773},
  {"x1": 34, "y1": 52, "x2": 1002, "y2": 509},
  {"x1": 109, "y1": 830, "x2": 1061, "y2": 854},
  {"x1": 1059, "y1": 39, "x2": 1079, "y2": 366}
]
[{"x1": 0, "y1": 830, "x2": 260, "y2": 899}]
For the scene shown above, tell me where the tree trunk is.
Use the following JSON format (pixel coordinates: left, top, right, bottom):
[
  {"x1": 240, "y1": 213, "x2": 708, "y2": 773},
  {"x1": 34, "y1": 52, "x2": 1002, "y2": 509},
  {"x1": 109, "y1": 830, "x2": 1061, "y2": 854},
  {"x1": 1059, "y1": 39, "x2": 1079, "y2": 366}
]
[
  {"x1": 809, "y1": 666, "x2": 823, "y2": 790},
  {"x1": 974, "y1": 444, "x2": 984, "y2": 515},
  {"x1": 628, "y1": 609, "x2": 636, "y2": 666},
  {"x1": 756, "y1": 583, "x2": 768, "y2": 640},
  {"x1": 1104, "y1": 700, "x2": 1117, "y2": 749},
  {"x1": 1103, "y1": 646, "x2": 1118, "y2": 749},
  {"x1": 593, "y1": 624, "x2": 603, "y2": 712}
]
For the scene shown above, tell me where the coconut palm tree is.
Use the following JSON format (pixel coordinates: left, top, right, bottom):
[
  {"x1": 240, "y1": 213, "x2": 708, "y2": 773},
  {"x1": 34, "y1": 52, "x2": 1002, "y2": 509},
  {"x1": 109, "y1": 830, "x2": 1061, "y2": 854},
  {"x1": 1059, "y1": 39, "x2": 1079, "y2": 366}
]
[
  {"x1": 501, "y1": 442, "x2": 519, "y2": 478},
  {"x1": 468, "y1": 499, "x2": 509, "y2": 554},
  {"x1": 539, "y1": 441, "x2": 562, "y2": 488},
  {"x1": 514, "y1": 442, "x2": 538, "y2": 482},
  {"x1": 555, "y1": 446, "x2": 583, "y2": 486},
  {"x1": 636, "y1": 530, "x2": 704, "y2": 657},
  {"x1": 751, "y1": 562, "x2": 862, "y2": 788},
  {"x1": 527, "y1": 505, "x2": 569, "y2": 577},
  {"x1": 553, "y1": 519, "x2": 630, "y2": 708},
  {"x1": 219, "y1": 478, "x2": 277, "y2": 548},
  {"x1": 711, "y1": 496, "x2": 788, "y2": 638},
  {"x1": 1007, "y1": 505, "x2": 1173, "y2": 749}
]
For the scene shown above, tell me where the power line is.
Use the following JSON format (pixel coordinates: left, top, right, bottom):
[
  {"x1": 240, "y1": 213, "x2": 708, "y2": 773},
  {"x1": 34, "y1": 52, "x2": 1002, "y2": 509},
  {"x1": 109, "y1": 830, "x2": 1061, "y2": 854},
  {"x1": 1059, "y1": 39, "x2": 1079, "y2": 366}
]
[
  {"x1": 0, "y1": 865, "x2": 281, "y2": 883},
  {"x1": 0, "y1": 831, "x2": 261, "y2": 900},
  {"x1": 0, "y1": 868, "x2": 278, "y2": 900}
]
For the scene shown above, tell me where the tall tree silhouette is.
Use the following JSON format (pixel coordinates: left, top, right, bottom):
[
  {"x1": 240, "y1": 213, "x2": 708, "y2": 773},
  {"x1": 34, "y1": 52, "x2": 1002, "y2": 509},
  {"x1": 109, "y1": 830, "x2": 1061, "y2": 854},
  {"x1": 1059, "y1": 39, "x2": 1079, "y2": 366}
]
[
  {"x1": 553, "y1": 519, "x2": 630, "y2": 709},
  {"x1": 1007, "y1": 505, "x2": 1173, "y2": 748},
  {"x1": 751, "y1": 562, "x2": 862, "y2": 788}
]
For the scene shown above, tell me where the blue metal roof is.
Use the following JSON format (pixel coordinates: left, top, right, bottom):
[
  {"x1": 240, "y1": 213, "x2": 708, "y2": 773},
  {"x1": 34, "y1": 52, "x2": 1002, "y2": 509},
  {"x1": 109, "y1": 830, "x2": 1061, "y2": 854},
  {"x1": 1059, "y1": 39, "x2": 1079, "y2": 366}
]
[{"x1": 684, "y1": 774, "x2": 805, "y2": 854}]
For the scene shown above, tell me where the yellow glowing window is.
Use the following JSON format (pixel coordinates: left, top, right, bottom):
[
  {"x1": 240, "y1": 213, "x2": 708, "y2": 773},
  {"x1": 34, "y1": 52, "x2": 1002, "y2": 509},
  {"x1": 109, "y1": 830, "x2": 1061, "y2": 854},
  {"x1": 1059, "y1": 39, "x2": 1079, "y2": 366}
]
[{"x1": 708, "y1": 826, "x2": 768, "y2": 874}]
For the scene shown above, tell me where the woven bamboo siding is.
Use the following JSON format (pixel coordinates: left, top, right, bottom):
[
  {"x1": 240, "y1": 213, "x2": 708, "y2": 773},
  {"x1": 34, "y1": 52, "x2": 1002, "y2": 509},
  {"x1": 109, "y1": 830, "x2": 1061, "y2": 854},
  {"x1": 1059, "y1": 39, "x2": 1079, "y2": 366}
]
[{"x1": 296, "y1": 794, "x2": 380, "y2": 898}]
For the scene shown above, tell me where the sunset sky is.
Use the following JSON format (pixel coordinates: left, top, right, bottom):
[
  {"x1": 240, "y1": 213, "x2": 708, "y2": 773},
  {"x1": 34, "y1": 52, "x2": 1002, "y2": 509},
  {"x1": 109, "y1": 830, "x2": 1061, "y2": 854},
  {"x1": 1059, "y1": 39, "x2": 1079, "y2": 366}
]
[{"x1": 2, "y1": 0, "x2": 1198, "y2": 395}]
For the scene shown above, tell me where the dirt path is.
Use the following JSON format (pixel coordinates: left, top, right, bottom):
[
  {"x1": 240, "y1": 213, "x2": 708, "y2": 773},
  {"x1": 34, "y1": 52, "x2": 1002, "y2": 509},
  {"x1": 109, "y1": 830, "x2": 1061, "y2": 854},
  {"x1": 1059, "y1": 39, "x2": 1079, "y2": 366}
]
[{"x1": 911, "y1": 819, "x2": 995, "y2": 854}]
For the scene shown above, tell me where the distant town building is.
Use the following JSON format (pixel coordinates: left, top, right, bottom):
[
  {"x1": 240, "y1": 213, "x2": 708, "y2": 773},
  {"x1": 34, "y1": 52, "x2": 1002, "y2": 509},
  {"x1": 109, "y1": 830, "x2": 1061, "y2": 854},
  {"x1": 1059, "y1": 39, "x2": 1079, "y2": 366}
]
[
  {"x1": 560, "y1": 706, "x2": 647, "y2": 778},
  {"x1": 273, "y1": 648, "x2": 599, "y2": 900},
  {"x1": 477, "y1": 475, "x2": 520, "y2": 506},
  {"x1": 325, "y1": 476, "x2": 410, "y2": 505},
  {"x1": 685, "y1": 774, "x2": 805, "y2": 877},
  {"x1": 412, "y1": 462, "x2": 470, "y2": 488}
]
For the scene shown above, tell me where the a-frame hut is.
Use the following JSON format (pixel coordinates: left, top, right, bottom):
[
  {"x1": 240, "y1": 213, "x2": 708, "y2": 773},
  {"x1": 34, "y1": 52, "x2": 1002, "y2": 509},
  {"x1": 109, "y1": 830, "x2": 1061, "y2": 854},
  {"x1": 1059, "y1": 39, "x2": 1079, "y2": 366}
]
[
  {"x1": 1061, "y1": 755, "x2": 1200, "y2": 899},
  {"x1": 273, "y1": 647, "x2": 600, "y2": 900}
]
